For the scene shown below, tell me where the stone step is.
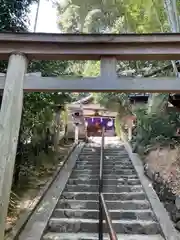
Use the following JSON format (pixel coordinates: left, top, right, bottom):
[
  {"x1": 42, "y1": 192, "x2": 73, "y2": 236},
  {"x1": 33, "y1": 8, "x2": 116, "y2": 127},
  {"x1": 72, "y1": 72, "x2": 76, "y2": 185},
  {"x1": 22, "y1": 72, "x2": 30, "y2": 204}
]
[
  {"x1": 79, "y1": 153, "x2": 129, "y2": 157},
  {"x1": 78, "y1": 153, "x2": 100, "y2": 156},
  {"x1": 76, "y1": 161, "x2": 132, "y2": 165},
  {"x1": 76, "y1": 160, "x2": 132, "y2": 165},
  {"x1": 79, "y1": 155, "x2": 100, "y2": 158},
  {"x1": 78, "y1": 150, "x2": 99, "y2": 153},
  {"x1": 47, "y1": 218, "x2": 160, "y2": 234},
  {"x1": 43, "y1": 232, "x2": 164, "y2": 240},
  {"x1": 40, "y1": 143, "x2": 164, "y2": 240},
  {"x1": 104, "y1": 155, "x2": 130, "y2": 157},
  {"x1": 78, "y1": 154, "x2": 129, "y2": 159},
  {"x1": 52, "y1": 208, "x2": 156, "y2": 221},
  {"x1": 74, "y1": 167, "x2": 135, "y2": 172},
  {"x1": 56, "y1": 200, "x2": 150, "y2": 210},
  {"x1": 81, "y1": 148, "x2": 100, "y2": 150},
  {"x1": 79, "y1": 151, "x2": 128, "y2": 154},
  {"x1": 77, "y1": 159, "x2": 131, "y2": 164},
  {"x1": 72, "y1": 169, "x2": 136, "y2": 174},
  {"x1": 70, "y1": 173, "x2": 138, "y2": 179},
  {"x1": 67, "y1": 178, "x2": 141, "y2": 185},
  {"x1": 75, "y1": 164, "x2": 134, "y2": 170},
  {"x1": 81, "y1": 150, "x2": 127, "y2": 154},
  {"x1": 79, "y1": 153, "x2": 128, "y2": 156},
  {"x1": 82, "y1": 148, "x2": 125, "y2": 151},
  {"x1": 82, "y1": 148, "x2": 126, "y2": 150},
  {"x1": 61, "y1": 192, "x2": 147, "y2": 201},
  {"x1": 64, "y1": 184, "x2": 143, "y2": 193}
]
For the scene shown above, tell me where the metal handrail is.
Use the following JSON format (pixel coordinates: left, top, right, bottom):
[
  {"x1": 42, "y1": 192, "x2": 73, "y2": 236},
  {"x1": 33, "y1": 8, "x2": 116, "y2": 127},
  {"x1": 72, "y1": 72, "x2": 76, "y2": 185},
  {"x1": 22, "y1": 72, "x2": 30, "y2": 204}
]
[
  {"x1": 99, "y1": 126, "x2": 104, "y2": 240},
  {"x1": 100, "y1": 193, "x2": 118, "y2": 240},
  {"x1": 99, "y1": 127, "x2": 118, "y2": 240}
]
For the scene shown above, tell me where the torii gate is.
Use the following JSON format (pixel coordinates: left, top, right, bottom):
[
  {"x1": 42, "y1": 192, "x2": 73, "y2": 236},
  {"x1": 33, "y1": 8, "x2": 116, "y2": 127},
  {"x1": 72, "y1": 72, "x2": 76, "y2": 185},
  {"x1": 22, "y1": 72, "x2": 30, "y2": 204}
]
[{"x1": 0, "y1": 32, "x2": 180, "y2": 239}]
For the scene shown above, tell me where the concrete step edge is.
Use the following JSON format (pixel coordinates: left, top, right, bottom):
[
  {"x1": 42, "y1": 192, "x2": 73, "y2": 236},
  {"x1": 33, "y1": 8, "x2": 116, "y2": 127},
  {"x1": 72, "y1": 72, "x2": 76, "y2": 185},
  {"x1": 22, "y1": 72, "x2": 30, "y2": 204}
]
[
  {"x1": 61, "y1": 191, "x2": 145, "y2": 195},
  {"x1": 68, "y1": 178, "x2": 140, "y2": 181},
  {"x1": 43, "y1": 233, "x2": 164, "y2": 240},
  {"x1": 58, "y1": 200, "x2": 149, "y2": 203},
  {"x1": 54, "y1": 208, "x2": 153, "y2": 213},
  {"x1": 49, "y1": 218, "x2": 158, "y2": 225},
  {"x1": 65, "y1": 184, "x2": 142, "y2": 187},
  {"x1": 70, "y1": 174, "x2": 138, "y2": 176}
]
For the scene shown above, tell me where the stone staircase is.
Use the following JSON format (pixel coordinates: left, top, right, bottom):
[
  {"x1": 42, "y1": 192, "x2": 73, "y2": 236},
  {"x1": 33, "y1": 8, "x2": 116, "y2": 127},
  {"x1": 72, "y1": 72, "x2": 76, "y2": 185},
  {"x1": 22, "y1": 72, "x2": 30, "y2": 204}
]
[{"x1": 42, "y1": 144, "x2": 164, "y2": 240}]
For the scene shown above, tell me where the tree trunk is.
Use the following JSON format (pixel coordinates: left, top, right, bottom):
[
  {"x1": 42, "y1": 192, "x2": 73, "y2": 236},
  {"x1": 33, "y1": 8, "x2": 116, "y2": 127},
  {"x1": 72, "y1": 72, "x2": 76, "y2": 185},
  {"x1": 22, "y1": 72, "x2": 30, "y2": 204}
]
[
  {"x1": 53, "y1": 108, "x2": 61, "y2": 152},
  {"x1": 147, "y1": 93, "x2": 169, "y2": 115},
  {"x1": 44, "y1": 128, "x2": 50, "y2": 154},
  {"x1": 13, "y1": 129, "x2": 23, "y2": 187},
  {"x1": 64, "y1": 124, "x2": 68, "y2": 144}
]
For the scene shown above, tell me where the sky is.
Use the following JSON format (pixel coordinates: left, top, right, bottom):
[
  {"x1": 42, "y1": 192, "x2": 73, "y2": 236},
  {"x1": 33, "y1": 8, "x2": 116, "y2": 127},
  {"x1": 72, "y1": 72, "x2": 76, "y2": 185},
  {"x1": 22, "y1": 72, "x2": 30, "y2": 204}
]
[{"x1": 29, "y1": 0, "x2": 60, "y2": 33}]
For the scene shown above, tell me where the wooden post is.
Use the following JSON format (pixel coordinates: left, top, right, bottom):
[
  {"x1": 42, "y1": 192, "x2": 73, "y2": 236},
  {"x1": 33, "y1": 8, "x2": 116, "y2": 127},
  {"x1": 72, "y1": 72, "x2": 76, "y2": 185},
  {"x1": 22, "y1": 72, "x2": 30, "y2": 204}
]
[
  {"x1": 128, "y1": 127, "x2": 132, "y2": 141},
  {"x1": 0, "y1": 53, "x2": 27, "y2": 239},
  {"x1": 75, "y1": 123, "x2": 79, "y2": 144},
  {"x1": 100, "y1": 57, "x2": 117, "y2": 79}
]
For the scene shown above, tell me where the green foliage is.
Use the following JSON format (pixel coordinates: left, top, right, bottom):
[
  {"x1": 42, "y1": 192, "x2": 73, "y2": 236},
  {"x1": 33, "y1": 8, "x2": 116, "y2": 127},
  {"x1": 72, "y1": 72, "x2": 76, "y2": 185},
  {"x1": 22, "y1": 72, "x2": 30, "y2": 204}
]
[
  {"x1": 57, "y1": 4, "x2": 81, "y2": 32},
  {"x1": 0, "y1": 0, "x2": 78, "y2": 216},
  {"x1": 135, "y1": 108, "x2": 180, "y2": 146},
  {"x1": 83, "y1": 61, "x2": 100, "y2": 77},
  {"x1": 0, "y1": 1, "x2": 78, "y2": 190},
  {"x1": 20, "y1": 59, "x2": 75, "y2": 144},
  {"x1": 0, "y1": 0, "x2": 37, "y2": 32},
  {"x1": 55, "y1": 0, "x2": 175, "y2": 33},
  {"x1": 55, "y1": 0, "x2": 180, "y2": 154},
  {"x1": 21, "y1": 92, "x2": 70, "y2": 143},
  {"x1": 55, "y1": 0, "x2": 178, "y2": 86},
  {"x1": 28, "y1": 60, "x2": 69, "y2": 76},
  {"x1": 0, "y1": 0, "x2": 38, "y2": 74},
  {"x1": 115, "y1": 115, "x2": 123, "y2": 138}
]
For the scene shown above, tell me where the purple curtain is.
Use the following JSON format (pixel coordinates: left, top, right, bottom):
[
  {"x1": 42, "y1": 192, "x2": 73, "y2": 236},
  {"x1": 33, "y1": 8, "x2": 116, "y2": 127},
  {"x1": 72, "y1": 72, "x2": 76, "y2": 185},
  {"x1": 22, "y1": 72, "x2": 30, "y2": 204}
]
[{"x1": 85, "y1": 117, "x2": 115, "y2": 130}]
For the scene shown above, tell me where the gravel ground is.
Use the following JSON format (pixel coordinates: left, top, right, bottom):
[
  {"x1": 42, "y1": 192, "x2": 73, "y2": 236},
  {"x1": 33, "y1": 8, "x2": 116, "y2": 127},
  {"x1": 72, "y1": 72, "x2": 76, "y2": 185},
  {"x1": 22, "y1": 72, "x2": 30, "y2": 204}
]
[{"x1": 145, "y1": 147, "x2": 180, "y2": 195}]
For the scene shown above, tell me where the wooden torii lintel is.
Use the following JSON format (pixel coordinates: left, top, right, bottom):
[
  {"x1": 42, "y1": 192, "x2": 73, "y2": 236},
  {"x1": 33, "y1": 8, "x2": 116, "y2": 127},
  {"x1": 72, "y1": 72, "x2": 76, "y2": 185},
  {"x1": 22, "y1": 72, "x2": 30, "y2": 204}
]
[
  {"x1": 0, "y1": 32, "x2": 180, "y2": 60},
  {"x1": 0, "y1": 58, "x2": 180, "y2": 92}
]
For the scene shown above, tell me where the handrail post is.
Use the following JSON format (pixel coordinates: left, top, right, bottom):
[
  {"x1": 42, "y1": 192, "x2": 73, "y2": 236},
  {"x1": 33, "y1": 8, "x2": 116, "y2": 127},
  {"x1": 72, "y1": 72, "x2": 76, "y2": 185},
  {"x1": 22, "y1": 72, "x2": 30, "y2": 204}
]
[{"x1": 99, "y1": 126, "x2": 105, "y2": 240}]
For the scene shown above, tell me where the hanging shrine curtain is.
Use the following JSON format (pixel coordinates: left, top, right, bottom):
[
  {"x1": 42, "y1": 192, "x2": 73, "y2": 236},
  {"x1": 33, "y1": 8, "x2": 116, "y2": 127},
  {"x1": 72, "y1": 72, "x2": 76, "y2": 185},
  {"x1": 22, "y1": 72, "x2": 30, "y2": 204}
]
[{"x1": 85, "y1": 117, "x2": 115, "y2": 130}]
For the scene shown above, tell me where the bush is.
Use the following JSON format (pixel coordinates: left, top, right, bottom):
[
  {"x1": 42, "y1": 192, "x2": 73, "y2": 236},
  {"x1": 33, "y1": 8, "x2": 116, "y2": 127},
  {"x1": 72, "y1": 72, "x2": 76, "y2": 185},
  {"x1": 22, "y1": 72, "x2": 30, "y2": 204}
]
[{"x1": 135, "y1": 108, "x2": 180, "y2": 147}]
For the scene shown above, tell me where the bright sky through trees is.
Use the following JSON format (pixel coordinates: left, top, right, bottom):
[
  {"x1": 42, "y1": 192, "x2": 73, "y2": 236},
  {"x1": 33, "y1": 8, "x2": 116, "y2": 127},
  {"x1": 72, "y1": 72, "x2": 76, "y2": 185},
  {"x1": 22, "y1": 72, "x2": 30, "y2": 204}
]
[{"x1": 29, "y1": 0, "x2": 60, "y2": 32}]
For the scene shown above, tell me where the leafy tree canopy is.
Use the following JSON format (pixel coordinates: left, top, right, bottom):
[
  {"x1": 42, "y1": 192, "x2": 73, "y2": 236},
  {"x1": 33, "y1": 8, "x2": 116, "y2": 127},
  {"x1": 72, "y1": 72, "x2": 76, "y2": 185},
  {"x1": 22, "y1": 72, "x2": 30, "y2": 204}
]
[
  {"x1": 0, "y1": 0, "x2": 37, "y2": 32},
  {"x1": 55, "y1": 0, "x2": 180, "y2": 146}
]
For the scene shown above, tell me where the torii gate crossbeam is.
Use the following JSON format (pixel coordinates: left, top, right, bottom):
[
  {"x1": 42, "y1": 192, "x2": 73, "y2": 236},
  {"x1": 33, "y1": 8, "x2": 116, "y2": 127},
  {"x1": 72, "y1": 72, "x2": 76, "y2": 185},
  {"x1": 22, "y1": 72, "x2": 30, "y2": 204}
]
[
  {"x1": 0, "y1": 32, "x2": 180, "y2": 60},
  {"x1": 0, "y1": 32, "x2": 179, "y2": 240}
]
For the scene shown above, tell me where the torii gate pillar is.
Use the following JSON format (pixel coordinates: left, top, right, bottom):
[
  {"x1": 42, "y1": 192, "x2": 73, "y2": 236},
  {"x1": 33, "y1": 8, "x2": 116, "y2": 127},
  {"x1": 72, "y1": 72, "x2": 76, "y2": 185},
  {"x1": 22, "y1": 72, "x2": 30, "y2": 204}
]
[{"x1": 0, "y1": 53, "x2": 27, "y2": 239}]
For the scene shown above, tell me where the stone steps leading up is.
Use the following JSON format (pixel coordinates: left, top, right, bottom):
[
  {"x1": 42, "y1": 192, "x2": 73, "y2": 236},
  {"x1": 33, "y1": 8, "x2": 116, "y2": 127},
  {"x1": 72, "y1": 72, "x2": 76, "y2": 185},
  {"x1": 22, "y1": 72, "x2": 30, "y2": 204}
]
[{"x1": 42, "y1": 144, "x2": 164, "y2": 239}]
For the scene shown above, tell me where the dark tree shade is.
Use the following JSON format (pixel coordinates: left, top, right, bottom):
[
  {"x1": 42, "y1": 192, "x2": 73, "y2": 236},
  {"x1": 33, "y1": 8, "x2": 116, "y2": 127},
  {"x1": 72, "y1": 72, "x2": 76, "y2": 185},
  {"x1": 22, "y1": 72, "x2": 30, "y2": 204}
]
[
  {"x1": 0, "y1": 0, "x2": 37, "y2": 32},
  {"x1": 0, "y1": 0, "x2": 38, "y2": 72}
]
